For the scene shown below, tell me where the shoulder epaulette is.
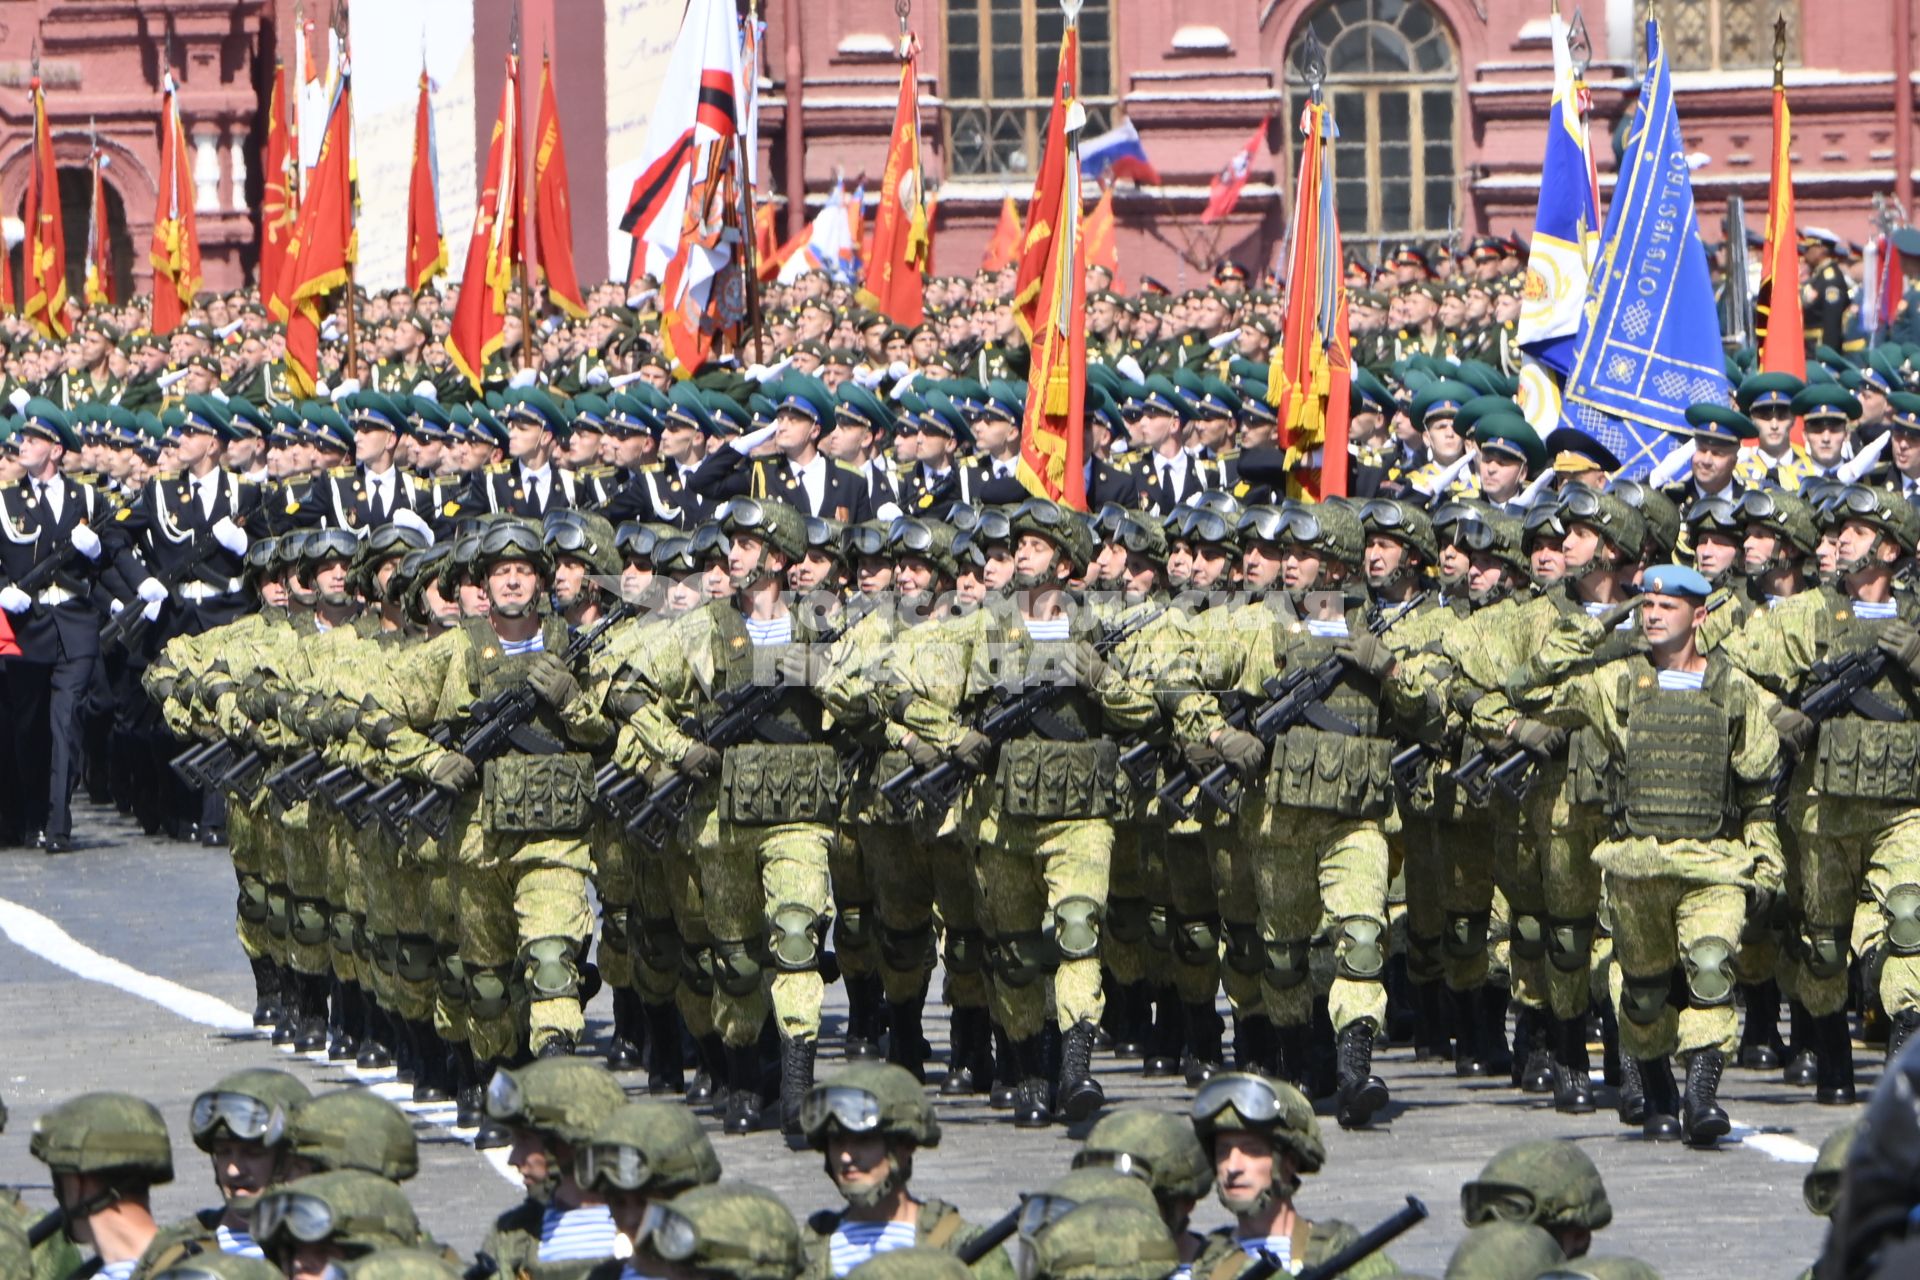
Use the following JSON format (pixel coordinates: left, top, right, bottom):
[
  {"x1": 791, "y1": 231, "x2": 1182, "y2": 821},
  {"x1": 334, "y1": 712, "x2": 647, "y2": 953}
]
[
  {"x1": 486, "y1": 461, "x2": 512, "y2": 474},
  {"x1": 329, "y1": 464, "x2": 354, "y2": 477}
]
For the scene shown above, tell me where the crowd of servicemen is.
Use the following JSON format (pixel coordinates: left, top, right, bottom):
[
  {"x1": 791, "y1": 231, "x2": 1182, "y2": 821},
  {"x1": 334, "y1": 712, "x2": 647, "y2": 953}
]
[{"x1": 6, "y1": 222, "x2": 1920, "y2": 1269}]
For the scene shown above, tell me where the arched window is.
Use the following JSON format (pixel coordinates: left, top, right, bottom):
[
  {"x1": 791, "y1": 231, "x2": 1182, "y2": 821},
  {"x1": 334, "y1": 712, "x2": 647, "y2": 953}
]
[
  {"x1": 944, "y1": 0, "x2": 1116, "y2": 179},
  {"x1": 1285, "y1": 0, "x2": 1458, "y2": 261},
  {"x1": 1641, "y1": 0, "x2": 1798, "y2": 72}
]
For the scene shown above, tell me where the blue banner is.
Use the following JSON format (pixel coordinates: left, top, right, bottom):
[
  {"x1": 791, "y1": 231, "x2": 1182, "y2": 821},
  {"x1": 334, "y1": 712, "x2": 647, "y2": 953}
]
[{"x1": 1561, "y1": 17, "x2": 1729, "y2": 478}]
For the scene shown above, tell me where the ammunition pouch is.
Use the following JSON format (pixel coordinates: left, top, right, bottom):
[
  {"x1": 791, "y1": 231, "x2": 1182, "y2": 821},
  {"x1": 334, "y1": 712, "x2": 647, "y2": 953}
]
[
  {"x1": 719, "y1": 742, "x2": 842, "y2": 825},
  {"x1": 995, "y1": 738, "x2": 1120, "y2": 819},
  {"x1": 1812, "y1": 718, "x2": 1920, "y2": 802},
  {"x1": 482, "y1": 754, "x2": 594, "y2": 834},
  {"x1": 1565, "y1": 726, "x2": 1614, "y2": 807},
  {"x1": 1269, "y1": 727, "x2": 1392, "y2": 818}
]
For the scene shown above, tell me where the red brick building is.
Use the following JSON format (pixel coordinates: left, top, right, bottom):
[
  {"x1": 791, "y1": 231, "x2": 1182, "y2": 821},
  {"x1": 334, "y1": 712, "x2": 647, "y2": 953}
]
[{"x1": 0, "y1": 0, "x2": 1912, "y2": 299}]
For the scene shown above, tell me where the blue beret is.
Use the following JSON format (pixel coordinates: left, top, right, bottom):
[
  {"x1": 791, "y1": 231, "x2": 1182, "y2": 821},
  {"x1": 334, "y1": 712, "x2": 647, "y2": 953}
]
[{"x1": 1641, "y1": 563, "x2": 1712, "y2": 599}]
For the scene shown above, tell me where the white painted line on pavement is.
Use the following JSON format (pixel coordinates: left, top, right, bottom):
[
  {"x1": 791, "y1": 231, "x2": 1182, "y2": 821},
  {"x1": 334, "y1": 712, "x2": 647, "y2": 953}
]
[
  {"x1": 0, "y1": 898, "x2": 254, "y2": 1031},
  {"x1": 1729, "y1": 1124, "x2": 1820, "y2": 1163},
  {"x1": 0, "y1": 894, "x2": 520, "y2": 1186}
]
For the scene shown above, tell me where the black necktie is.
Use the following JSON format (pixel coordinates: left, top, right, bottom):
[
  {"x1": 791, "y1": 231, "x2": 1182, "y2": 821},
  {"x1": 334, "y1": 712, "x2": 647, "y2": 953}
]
[
  {"x1": 190, "y1": 478, "x2": 204, "y2": 519},
  {"x1": 528, "y1": 475, "x2": 544, "y2": 510},
  {"x1": 369, "y1": 477, "x2": 387, "y2": 522}
]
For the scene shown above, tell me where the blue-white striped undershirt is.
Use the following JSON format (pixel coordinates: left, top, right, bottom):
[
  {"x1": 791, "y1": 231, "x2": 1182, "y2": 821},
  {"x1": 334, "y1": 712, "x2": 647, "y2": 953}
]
[
  {"x1": 538, "y1": 1203, "x2": 618, "y2": 1262},
  {"x1": 827, "y1": 1219, "x2": 918, "y2": 1276}
]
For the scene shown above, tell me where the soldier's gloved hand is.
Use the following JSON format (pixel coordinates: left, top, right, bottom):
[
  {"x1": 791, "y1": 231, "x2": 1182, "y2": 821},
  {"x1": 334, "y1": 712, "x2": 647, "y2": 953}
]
[
  {"x1": 69, "y1": 524, "x2": 102, "y2": 560},
  {"x1": 677, "y1": 742, "x2": 722, "y2": 779},
  {"x1": 1508, "y1": 718, "x2": 1565, "y2": 756},
  {"x1": 525, "y1": 651, "x2": 581, "y2": 710},
  {"x1": 1212, "y1": 728, "x2": 1267, "y2": 779},
  {"x1": 426, "y1": 751, "x2": 478, "y2": 793},
  {"x1": 1879, "y1": 619, "x2": 1920, "y2": 677},
  {"x1": 1339, "y1": 632, "x2": 1397, "y2": 680},
  {"x1": 1771, "y1": 705, "x2": 1817, "y2": 755},
  {"x1": 311, "y1": 699, "x2": 360, "y2": 743},
  {"x1": 1059, "y1": 641, "x2": 1109, "y2": 689},
  {"x1": 1181, "y1": 740, "x2": 1224, "y2": 774},
  {"x1": 235, "y1": 681, "x2": 274, "y2": 721},
  {"x1": 0, "y1": 585, "x2": 30, "y2": 614},
  {"x1": 902, "y1": 734, "x2": 944, "y2": 771},
  {"x1": 951, "y1": 730, "x2": 994, "y2": 772},
  {"x1": 776, "y1": 644, "x2": 829, "y2": 688}
]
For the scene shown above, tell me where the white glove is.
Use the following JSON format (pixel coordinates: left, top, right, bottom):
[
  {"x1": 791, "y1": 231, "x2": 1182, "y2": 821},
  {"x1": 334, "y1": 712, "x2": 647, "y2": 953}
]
[
  {"x1": 209, "y1": 388, "x2": 230, "y2": 404},
  {"x1": 875, "y1": 502, "x2": 904, "y2": 523},
  {"x1": 69, "y1": 524, "x2": 102, "y2": 560},
  {"x1": 1115, "y1": 355, "x2": 1146, "y2": 384},
  {"x1": 586, "y1": 367, "x2": 609, "y2": 387},
  {"x1": 390, "y1": 507, "x2": 434, "y2": 543},
  {"x1": 136, "y1": 576, "x2": 168, "y2": 604},
  {"x1": 0, "y1": 585, "x2": 31, "y2": 614},
  {"x1": 329, "y1": 378, "x2": 361, "y2": 403},
  {"x1": 140, "y1": 598, "x2": 163, "y2": 622},
  {"x1": 731, "y1": 424, "x2": 779, "y2": 456},
  {"x1": 888, "y1": 360, "x2": 911, "y2": 381},
  {"x1": 7, "y1": 387, "x2": 28, "y2": 411},
  {"x1": 109, "y1": 598, "x2": 124, "y2": 616},
  {"x1": 412, "y1": 380, "x2": 439, "y2": 403},
  {"x1": 1207, "y1": 327, "x2": 1244, "y2": 352},
  {"x1": 211, "y1": 517, "x2": 248, "y2": 556},
  {"x1": 852, "y1": 365, "x2": 886, "y2": 390},
  {"x1": 508, "y1": 367, "x2": 540, "y2": 390},
  {"x1": 889, "y1": 371, "x2": 920, "y2": 400}
]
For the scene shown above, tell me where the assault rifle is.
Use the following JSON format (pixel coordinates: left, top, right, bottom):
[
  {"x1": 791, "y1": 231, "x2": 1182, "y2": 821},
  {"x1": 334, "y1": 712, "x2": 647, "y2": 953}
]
[
  {"x1": 877, "y1": 604, "x2": 1167, "y2": 818},
  {"x1": 1241, "y1": 1197, "x2": 1428, "y2": 1280},
  {"x1": 1157, "y1": 595, "x2": 1424, "y2": 818},
  {"x1": 404, "y1": 601, "x2": 639, "y2": 840},
  {"x1": 263, "y1": 749, "x2": 328, "y2": 809},
  {"x1": 624, "y1": 620, "x2": 848, "y2": 851},
  {"x1": 1772, "y1": 645, "x2": 1909, "y2": 805},
  {"x1": 100, "y1": 534, "x2": 219, "y2": 650},
  {"x1": 168, "y1": 739, "x2": 235, "y2": 791}
]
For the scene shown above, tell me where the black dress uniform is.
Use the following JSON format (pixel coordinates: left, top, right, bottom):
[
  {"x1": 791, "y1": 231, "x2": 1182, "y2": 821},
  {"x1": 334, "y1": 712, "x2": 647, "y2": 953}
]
[
  {"x1": 292, "y1": 464, "x2": 435, "y2": 533},
  {"x1": 1804, "y1": 259, "x2": 1853, "y2": 354},
  {"x1": 1132, "y1": 448, "x2": 1221, "y2": 514},
  {"x1": 688, "y1": 447, "x2": 876, "y2": 524},
  {"x1": 450, "y1": 461, "x2": 583, "y2": 519},
  {"x1": 1087, "y1": 456, "x2": 1142, "y2": 509},
  {"x1": 0, "y1": 470, "x2": 107, "y2": 849}
]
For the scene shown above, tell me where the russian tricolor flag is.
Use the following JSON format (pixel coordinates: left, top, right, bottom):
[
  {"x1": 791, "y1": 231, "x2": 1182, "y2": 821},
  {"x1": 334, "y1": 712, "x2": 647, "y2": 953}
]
[{"x1": 1079, "y1": 118, "x2": 1161, "y2": 187}]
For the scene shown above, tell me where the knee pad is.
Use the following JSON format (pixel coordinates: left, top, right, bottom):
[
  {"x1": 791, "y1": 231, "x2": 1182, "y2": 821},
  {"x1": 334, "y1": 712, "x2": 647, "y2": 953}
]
[
  {"x1": 1224, "y1": 922, "x2": 1264, "y2": 976},
  {"x1": 681, "y1": 945, "x2": 717, "y2": 997},
  {"x1": 1335, "y1": 917, "x2": 1387, "y2": 982},
  {"x1": 369, "y1": 933, "x2": 399, "y2": 976},
  {"x1": 1146, "y1": 905, "x2": 1171, "y2": 953},
  {"x1": 351, "y1": 915, "x2": 372, "y2": 962},
  {"x1": 1444, "y1": 911, "x2": 1491, "y2": 961},
  {"x1": 879, "y1": 921, "x2": 937, "y2": 974},
  {"x1": 437, "y1": 950, "x2": 467, "y2": 1004},
  {"x1": 832, "y1": 904, "x2": 874, "y2": 955},
  {"x1": 1682, "y1": 936, "x2": 1736, "y2": 1007},
  {"x1": 521, "y1": 936, "x2": 583, "y2": 1001},
  {"x1": 1801, "y1": 924, "x2": 1850, "y2": 981},
  {"x1": 290, "y1": 897, "x2": 330, "y2": 947},
  {"x1": 466, "y1": 963, "x2": 514, "y2": 1020},
  {"x1": 235, "y1": 874, "x2": 271, "y2": 924},
  {"x1": 769, "y1": 904, "x2": 825, "y2": 973},
  {"x1": 1171, "y1": 914, "x2": 1222, "y2": 968},
  {"x1": 1547, "y1": 915, "x2": 1598, "y2": 975},
  {"x1": 1620, "y1": 970, "x2": 1672, "y2": 1027},
  {"x1": 943, "y1": 928, "x2": 988, "y2": 975},
  {"x1": 1885, "y1": 884, "x2": 1920, "y2": 956},
  {"x1": 1511, "y1": 912, "x2": 1548, "y2": 962},
  {"x1": 1262, "y1": 937, "x2": 1312, "y2": 990},
  {"x1": 395, "y1": 934, "x2": 437, "y2": 985},
  {"x1": 1106, "y1": 896, "x2": 1152, "y2": 947},
  {"x1": 265, "y1": 885, "x2": 292, "y2": 940},
  {"x1": 990, "y1": 931, "x2": 1050, "y2": 988},
  {"x1": 600, "y1": 908, "x2": 633, "y2": 957},
  {"x1": 1049, "y1": 896, "x2": 1105, "y2": 962},
  {"x1": 711, "y1": 940, "x2": 765, "y2": 997},
  {"x1": 328, "y1": 909, "x2": 357, "y2": 957},
  {"x1": 635, "y1": 919, "x2": 683, "y2": 978}
]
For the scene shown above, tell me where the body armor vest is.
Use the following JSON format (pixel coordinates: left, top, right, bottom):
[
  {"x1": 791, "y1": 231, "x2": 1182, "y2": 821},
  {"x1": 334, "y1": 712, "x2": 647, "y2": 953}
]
[
  {"x1": 983, "y1": 601, "x2": 1119, "y2": 820},
  {"x1": 1810, "y1": 589, "x2": 1920, "y2": 802},
  {"x1": 462, "y1": 616, "x2": 594, "y2": 832},
  {"x1": 1553, "y1": 589, "x2": 1647, "y2": 806},
  {"x1": 1268, "y1": 606, "x2": 1392, "y2": 818},
  {"x1": 712, "y1": 606, "x2": 841, "y2": 825},
  {"x1": 1614, "y1": 657, "x2": 1737, "y2": 840}
]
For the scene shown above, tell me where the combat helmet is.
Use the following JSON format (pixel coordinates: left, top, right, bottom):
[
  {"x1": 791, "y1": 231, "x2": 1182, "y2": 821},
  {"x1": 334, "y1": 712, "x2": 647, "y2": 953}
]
[
  {"x1": 1033, "y1": 1199, "x2": 1178, "y2": 1280},
  {"x1": 888, "y1": 517, "x2": 960, "y2": 582},
  {"x1": 1534, "y1": 1259, "x2": 1662, "y2": 1280},
  {"x1": 1074, "y1": 1107, "x2": 1213, "y2": 1207},
  {"x1": 574, "y1": 1100, "x2": 723, "y2": 1199},
  {"x1": 632, "y1": 1182, "x2": 802, "y2": 1280},
  {"x1": 471, "y1": 517, "x2": 553, "y2": 578},
  {"x1": 30, "y1": 1092, "x2": 174, "y2": 1186},
  {"x1": 802, "y1": 1064, "x2": 939, "y2": 1210},
  {"x1": 1460, "y1": 1139, "x2": 1612, "y2": 1233},
  {"x1": 1804, "y1": 1120, "x2": 1859, "y2": 1218},
  {"x1": 189, "y1": 1069, "x2": 312, "y2": 1154},
  {"x1": 335, "y1": 1247, "x2": 464, "y2": 1280},
  {"x1": 720, "y1": 497, "x2": 809, "y2": 562},
  {"x1": 1735, "y1": 487, "x2": 1819, "y2": 573},
  {"x1": 1443, "y1": 1221, "x2": 1565, "y2": 1280},
  {"x1": 1188, "y1": 1073, "x2": 1323, "y2": 1216},
  {"x1": 544, "y1": 509, "x2": 621, "y2": 579},
  {"x1": 846, "y1": 1247, "x2": 974, "y2": 1280},
  {"x1": 484, "y1": 1059, "x2": 626, "y2": 1202},
  {"x1": 1559, "y1": 485, "x2": 1648, "y2": 568},
  {"x1": 273, "y1": 1088, "x2": 419, "y2": 1183},
  {"x1": 1360, "y1": 497, "x2": 1439, "y2": 581},
  {"x1": 150, "y1": 1255, "x2": 283, "y2": 1280},
  {"x1": 1240, "y1": 500, "x2": 1364, "y2": 567},
  {"x1": 1829, "y1": 483, "x2": 1920, "y2": 566},
  {"x1": 250, "y1": 1170, "x2": 422, "y2": 1262},
  {"x1": 1010, "y1": 498, "x2": 1095, "y2": 577}
]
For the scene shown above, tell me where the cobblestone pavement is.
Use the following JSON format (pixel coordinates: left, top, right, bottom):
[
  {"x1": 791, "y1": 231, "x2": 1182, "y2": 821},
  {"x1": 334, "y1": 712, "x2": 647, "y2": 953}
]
[{"x1": 0, "y1": 805, "x2": 1861, "y2": 1278}]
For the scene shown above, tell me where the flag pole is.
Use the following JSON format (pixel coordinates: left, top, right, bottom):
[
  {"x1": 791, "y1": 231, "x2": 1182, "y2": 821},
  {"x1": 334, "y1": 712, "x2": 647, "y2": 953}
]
[
  {"x1": 338, "y1": 2, "x2": 359, "y2": 382},
  {"x1": 515, "y1": 6, "x2": 535, "y2": 371},
  {"x1": 736, "y1": 0, "x2": 765, "y2": 364}
]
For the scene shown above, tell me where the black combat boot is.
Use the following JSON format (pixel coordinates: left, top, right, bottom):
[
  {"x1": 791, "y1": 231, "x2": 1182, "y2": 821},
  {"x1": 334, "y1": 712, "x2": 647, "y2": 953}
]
[
  {"x1": 1108, "y1": 982, "x2": 1150, "y2": 1058},
  {"x1": 886, "y1": 993, "x2": 929, "y2": 1083},
  {"x1": 1596, "y1": 1000, "x2": 1623, "y2": 1087},
  {"x1": 412, "y1": 1022, "x2": 454, "y2": 1103},
  {"x1": 604, "y1": 988, "x2": 644, "y2": 1071},
  {"x1": 1233, "y1": 1014, "x2": 1275, "y2": 1074},
  {"x1": 1452, "y1": 988, "x2": 1489, "y2": 1077},
  {"x1": 1816, "y1": 1012, "x2": 1857, "y2": 1106},
  {"x1": 1144, "y1": 985, "x2": 1184, "y2": 1077},
  {"x1": 963, "y1": 1007, "x2": 997, "y2": 1094},
  {"x1": 1615, "y1": 1054, "x2": 1647, "y2": 1125},
  {"x1": 642, "y1": 1003, "x2": 686, "y2": 1093},
  {"x1": 248, "y1": 956, "x2": 282, "y2": 1028},
  {"x1": 1477, "y1": 985, "x2": 1515, "y2": 1077},
  {"x1": 1681, "y1": 1048, "x2": 1730, "y2": 1146},
  {"x1": 1307, "y1": 1001, "x2": 1341, "y2": 1102},
  {"x1": 453, "y1": 1045, "x2": 483, "y2": 1128},
  {"x1": 1638, "y1": 1056, "x2": 1683, "y2": 1140},
  {"x1": 1784, "y1": 1000, "x2": 1819, "y2": 1086},
  {"x1": 1412, "y1": 980, "x2": 1452, "y2": 1063},
  {"x1": 1012, "y1": 1036, "x2": 1053, "y2": 1129},
  {"x1": 1334, "y1": 1018, "x2": 1389, "y2": 1129},
  {"x1": 1737, "y1": 981, "x2": 1786, "y2": 1070},
  {"x1": 355, "y1": 997, "x2": 394, "y2": 1071},
  {"x1": 691, "y1": 1031, "x2": 730, "y2": 1110},
  {"x1": 1183, "y1": 1002, "x2": 1225, "y2": 1087},
  {"x1": 272, "y1": 965, "x2": 301, "y2": 1044},
  {"x1": 1383, "y1": 952, "x2": 1416, "y2": 1045},
  {"x1": 1056, "y1": 1019, "x2": 1106, "y2": 1123},
  {"x1": 991, "y1": 1024, "x2": 1020, "y2": 1109},
  {"x1": 1551, "y1": 1016, "x2": 1596, "y2": 1115},
  {"x1": 1889, "y1": 1008, "x2": 1920, "y2": 1063},
  {"x1": 780, "y1": 1036, "x2": 818, "y2": 1141},
  {"x1": 941, "y1": 1007, "x2": 981, "y2": 1095},
  {"x1": 325, "y1": 977, "x2": 355, "y2": 1060},
  {"x1": 723, "y1": 1041, "x2": 765, "y2": 1135},
  {"x1": 843, "y1": 973, "x2": 885, "y2": 1061},
  {"x1": 1514, "y1": 1005, "x2": 1554, "y2": 1093},
  {"x1": 474, "y1": 1062, "x2": 512, "y2": 1149},
  {"x1": 294, "y1": 973, "x2": 330, "y2": 1054}
]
